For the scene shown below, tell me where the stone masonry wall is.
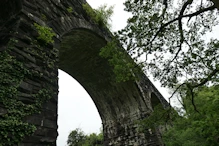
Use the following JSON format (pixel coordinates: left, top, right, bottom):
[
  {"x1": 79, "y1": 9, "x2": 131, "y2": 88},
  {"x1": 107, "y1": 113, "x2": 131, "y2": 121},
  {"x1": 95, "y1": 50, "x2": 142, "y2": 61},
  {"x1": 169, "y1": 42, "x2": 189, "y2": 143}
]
[{"x1": 0, "y1": 0, "x2": 167, "y2": 145}]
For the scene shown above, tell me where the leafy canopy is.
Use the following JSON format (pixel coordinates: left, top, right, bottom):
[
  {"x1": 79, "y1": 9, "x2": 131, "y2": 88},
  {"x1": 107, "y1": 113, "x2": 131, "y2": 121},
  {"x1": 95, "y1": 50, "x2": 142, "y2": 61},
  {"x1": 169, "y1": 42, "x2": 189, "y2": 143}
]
[
  {"x1": 117, "y1": 0, "x2": 219, "y2": 91},
  {"x1": 67, "y1": 128, "x2": 87, "y2": 146},
  {"x1": 139, "y1": 85, "x2": 219, "y2": 145},
  {"x1": 162, "y1": 86, "x2": 219, "y2": 146},
  {"x1": 67, "y1": 128, "x2": 103, "y2": 146}
]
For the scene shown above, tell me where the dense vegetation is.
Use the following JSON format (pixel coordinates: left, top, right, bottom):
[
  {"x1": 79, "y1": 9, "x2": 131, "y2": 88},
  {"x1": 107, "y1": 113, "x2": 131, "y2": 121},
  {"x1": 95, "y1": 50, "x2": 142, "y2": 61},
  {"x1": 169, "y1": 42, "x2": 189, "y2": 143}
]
[
  {"x1": 139, "y1": 85, "x2": 219, "y2": 146},
  {"x1": 67, "y1": 128, "x2": 103, "y2": 146},
  {"x1": 164, "y1": 86, "x2": 219, "y2": 145}
]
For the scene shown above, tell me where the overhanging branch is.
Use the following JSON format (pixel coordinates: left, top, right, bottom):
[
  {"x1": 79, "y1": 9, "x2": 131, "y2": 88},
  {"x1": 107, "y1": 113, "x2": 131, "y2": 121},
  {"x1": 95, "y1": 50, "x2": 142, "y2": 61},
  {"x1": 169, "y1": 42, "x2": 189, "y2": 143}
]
[{"x1": 148, "y1": 4, "x2": 216, "y2": 48}]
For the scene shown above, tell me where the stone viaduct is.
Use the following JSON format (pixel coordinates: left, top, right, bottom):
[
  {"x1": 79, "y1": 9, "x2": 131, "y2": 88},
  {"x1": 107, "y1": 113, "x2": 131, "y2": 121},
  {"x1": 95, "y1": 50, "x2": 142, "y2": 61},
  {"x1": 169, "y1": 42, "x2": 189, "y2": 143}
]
[{"x1": 0, "y1": 0, "x2": 169, "y2": 145}]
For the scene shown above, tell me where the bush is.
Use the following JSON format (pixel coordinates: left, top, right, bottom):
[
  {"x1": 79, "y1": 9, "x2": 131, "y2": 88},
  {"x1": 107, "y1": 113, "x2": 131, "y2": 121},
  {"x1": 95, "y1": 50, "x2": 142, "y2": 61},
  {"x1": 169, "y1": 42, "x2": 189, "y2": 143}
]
[{"x1": 82, "y1": 3, "x2": 113, "y2": 29}]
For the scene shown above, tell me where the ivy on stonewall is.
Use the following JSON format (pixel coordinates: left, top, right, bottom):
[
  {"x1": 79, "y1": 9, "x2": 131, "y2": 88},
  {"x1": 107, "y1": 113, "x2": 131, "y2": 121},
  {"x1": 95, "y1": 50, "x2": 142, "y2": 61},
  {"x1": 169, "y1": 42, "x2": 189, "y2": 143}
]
[{"x1": 0, "y1": 37, "x2": 54, "y2": 145}]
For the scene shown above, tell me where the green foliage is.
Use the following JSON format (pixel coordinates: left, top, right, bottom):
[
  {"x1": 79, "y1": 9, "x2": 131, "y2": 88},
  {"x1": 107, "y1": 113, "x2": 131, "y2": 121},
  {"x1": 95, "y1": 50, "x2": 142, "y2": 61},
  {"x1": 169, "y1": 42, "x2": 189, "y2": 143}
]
[
  {"x1": 138, "y1": 105, "x2": 177, "y2": 131},
  {"x1": 40, "y1": 14, "x2": 47, "y2": 21},
  {"x1": 144, "y1": 86, "x2": 219, "y2": 146},
  {"x1": 34, "y1": 23, "x2": 55, "y2": 44},
  {"x1": 67, "y1": 128, "x2": 103, "y2": 146},
  {"x1": 0, "y1": 39, "x2": 34, "y2": 145},
  {"x1": 82, "y1": 133, "x2": 103, "y2": 146},
  {"x1": 139, "y1": 86, "x2": 219, "y2": 145},
  {"x1": 0, "y1": 38, "x2": 54, "y2": 145},
  {"x1": 82, "y1": 3, "x2": 113, "y2": 29},
  {"x1": 67, "y1": 7, "x2": 73, "y2": 13},
  {"x1": 100, "y1": 39, "x2": 142, "y2": 82},
  {"x1": 67, "y1": 128, "x2": 87, "y2": 146},
  {"x1": 0, "y1": 51, "x2": 36, "y2": 146},
  {"x1": 118, "y1": 0, "x2": 219, "y2": 89}
]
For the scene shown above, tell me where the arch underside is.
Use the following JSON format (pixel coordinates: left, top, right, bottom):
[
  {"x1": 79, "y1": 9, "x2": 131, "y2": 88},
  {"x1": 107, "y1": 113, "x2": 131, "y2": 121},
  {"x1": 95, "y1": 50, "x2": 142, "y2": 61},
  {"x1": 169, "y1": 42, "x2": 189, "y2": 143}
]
[
  {"x1": 59, "y1": 28, "x2": 165, "y2": 145},
  {"x1": 0, "y1": 0, "x2": 168, "y2": 145}
]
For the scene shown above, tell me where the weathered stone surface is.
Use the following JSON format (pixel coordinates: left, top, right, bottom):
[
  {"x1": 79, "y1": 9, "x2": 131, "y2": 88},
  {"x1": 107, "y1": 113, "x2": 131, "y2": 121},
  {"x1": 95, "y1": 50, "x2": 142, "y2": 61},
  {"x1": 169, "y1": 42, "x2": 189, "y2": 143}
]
[{"x1": 0, "y1": 0, "x2": 168, "y2": 145}]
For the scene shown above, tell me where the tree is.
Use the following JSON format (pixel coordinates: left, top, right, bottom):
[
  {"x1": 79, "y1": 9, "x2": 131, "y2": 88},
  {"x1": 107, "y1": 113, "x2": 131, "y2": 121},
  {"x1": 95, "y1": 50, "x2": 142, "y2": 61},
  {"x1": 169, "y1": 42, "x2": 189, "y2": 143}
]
[
  {"x1": 67, "y1": 128, "x2": 86, "y2": 146},
  {"x1": 112, "y1": 2, "x2": 219, "y2": 144},
  {"x1": 138, "y1": 85, "x2": 219, "y2": 145},
  {"x1": 67, "y1": 128, "x2": 103, "y2": 146},
  {"x1": 116, "y1": 0, "x2": 219, "y2": 95},
  {"x1": 82, "y1": 133, "x2": 103, "y2": 146},
  {"x1": 162, "y1": 85, "x2": 219, "y2": 145}
]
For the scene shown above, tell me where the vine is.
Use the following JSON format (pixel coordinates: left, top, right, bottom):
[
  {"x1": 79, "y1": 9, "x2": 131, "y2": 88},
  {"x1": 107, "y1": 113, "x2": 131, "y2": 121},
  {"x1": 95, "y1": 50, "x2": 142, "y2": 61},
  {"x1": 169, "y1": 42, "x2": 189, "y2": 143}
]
[{"x1": 0, "y1": 37, "x2": 54, "y2": 145}]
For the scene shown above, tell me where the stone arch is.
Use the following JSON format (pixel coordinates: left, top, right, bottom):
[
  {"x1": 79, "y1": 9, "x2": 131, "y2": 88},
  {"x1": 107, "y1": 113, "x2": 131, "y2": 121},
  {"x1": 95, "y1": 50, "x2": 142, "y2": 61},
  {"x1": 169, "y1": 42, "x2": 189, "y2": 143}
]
[
  {"x1": 58, "y1": 28, "x2": 108, "y2": 120},
  {"x1": 57, "y1": 27, "x2": 152, "y2": 145},
  {"x1": 0, "y1": 0, "x2": 168, "y2": 145}
]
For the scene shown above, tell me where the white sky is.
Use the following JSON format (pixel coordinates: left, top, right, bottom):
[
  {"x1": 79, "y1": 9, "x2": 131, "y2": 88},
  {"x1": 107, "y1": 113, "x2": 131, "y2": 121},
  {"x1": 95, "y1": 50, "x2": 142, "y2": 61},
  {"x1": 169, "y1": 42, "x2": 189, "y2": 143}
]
[{"x1": 57, "y1": 0, "x2": 169, "y2": 146}]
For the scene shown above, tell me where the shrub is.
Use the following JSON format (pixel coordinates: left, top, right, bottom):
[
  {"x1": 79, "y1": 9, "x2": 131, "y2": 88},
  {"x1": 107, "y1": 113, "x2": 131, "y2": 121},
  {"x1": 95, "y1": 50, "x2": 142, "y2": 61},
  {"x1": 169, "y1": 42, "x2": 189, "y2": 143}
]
[{"x1": 83, "y1": 3, "x2": 113, "y2": 29}]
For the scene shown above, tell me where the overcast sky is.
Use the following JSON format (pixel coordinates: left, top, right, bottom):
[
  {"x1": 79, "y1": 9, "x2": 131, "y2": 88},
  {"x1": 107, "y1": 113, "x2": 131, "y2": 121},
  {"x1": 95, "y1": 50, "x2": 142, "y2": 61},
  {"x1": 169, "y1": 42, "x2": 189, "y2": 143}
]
[{"x1": 57, "y1": 0, "x2": 168, "y2": 146}]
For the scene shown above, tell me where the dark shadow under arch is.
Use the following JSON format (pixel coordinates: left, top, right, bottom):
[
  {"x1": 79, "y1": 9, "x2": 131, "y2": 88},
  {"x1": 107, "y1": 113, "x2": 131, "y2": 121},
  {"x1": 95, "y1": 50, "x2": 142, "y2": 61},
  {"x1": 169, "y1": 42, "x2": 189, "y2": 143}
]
[
  {"x1": 59, "y1": 28, "x2": 110, "y2": 121},
  {"x1": 151, "y1": 92, "x2": 162, "y2": 110}
]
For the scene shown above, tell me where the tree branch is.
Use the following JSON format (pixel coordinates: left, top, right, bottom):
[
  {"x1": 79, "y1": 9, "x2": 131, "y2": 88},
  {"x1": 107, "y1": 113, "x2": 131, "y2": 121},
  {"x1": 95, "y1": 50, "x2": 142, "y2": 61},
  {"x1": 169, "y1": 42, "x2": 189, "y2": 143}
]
[
  {"x1": 168, "y1": 83, "x2": 186, "y2": 105},
  {"x1": 147, "y1": 5, "x2": 216, "y2": 48},
  {"x1": 183, "y1": 5, "x2": 216, "y2": 18},
  {"x1": 187, "y1": 84, "x2": 199, "y2": 113},
  {"x1": 178, "y1": 0, "x2": 192, "y2": 44},
  {"x1": 175, "y1": 0, "x2": 191, "y2": 64},
  {"x1": 161, "y1": 0, "x2": 168, "y2": 19},
  {"x1": 192, "y1": 67, "x2": 219, "y2": 88}
]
